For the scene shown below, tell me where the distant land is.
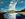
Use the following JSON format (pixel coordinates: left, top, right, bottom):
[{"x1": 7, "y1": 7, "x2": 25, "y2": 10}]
[{"x1": 16, "y1": 9, "x2": 25, "y2": 12}]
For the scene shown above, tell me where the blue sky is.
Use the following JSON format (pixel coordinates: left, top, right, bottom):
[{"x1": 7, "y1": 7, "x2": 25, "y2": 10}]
[
  {"x1": 0, "y1": 0, "x2": 25, "y2": 11},
  {"x1": 16, "y1": 0, "x2": 25, "y2": 11}
]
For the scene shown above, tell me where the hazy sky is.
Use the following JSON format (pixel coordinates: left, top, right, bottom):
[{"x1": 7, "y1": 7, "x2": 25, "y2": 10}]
[{"x1": 0, "y1": 0, "x2": 25, "y2": 11}]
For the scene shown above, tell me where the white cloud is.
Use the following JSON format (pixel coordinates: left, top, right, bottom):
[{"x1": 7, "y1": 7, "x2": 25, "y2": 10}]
[
  {"x1": 8, "y1": 1, "x2": 17, "y2": 11},
  {"x1": 20, "y1": 1, "x2": 24, "y2": 3},
  {"x1": 1, "y1": 8, "x2": 7, "y2": 12},
  {"x1": 10, "y1": 1, "x2": 13, "y2": 4}
]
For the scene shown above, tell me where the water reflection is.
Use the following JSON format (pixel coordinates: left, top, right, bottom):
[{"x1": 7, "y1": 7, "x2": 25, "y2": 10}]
[{"x1": 3, "y1": 13, "x2": 17, "y2": 19}]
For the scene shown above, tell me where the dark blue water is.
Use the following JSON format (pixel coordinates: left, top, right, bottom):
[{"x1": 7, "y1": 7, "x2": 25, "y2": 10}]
[{"x1": 16, "y1": 14, "x2": 25, "y2": 19}]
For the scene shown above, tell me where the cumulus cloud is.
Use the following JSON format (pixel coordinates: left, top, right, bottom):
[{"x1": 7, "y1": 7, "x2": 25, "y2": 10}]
[
  {"x1": 8, "y1": 0, "x2": 17, "y2": 11},
  {"x1": 0, "y1": 0, "x2": 17, "y2": 12}
]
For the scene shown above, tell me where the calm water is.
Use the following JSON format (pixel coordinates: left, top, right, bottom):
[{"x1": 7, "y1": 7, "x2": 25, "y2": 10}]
[
  {"x1": 3, "y1": 13, "x2": 22, "y2": 19},
  {"x1": 3, "y1": 13, "x2": 18, "y2": 19}
]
